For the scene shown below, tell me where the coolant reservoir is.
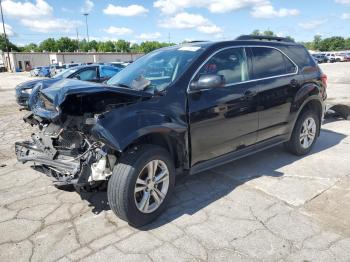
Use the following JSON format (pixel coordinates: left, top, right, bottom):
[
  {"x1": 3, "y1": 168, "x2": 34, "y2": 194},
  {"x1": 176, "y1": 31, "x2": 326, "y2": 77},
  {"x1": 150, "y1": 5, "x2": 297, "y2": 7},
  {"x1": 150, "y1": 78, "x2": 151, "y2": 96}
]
[{"x1": 90, "y1": 155, "x2": 117, "y2": 181}]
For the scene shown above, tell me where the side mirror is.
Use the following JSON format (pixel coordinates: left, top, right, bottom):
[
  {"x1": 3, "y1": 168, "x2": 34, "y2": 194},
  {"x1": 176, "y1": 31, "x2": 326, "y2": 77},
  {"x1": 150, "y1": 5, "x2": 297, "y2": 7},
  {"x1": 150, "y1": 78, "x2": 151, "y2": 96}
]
[
  {"x1": 190, "y1": 74, "x2": 225, "y2": 91},
  {"x1": 73, "y1": 75, "x2": 81, "y2": 80}
]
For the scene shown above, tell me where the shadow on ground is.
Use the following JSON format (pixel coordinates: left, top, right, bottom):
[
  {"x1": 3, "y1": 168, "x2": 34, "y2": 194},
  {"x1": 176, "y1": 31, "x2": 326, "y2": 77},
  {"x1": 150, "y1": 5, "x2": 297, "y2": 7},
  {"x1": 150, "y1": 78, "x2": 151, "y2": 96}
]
[{"x1": 66, "y1": 116, "x2": 347, "y2": 229}]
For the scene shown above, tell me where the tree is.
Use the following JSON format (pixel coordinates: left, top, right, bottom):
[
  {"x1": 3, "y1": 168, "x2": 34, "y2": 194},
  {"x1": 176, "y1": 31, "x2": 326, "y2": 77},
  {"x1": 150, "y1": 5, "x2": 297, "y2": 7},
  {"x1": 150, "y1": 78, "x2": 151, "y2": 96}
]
[
  {"x1": 263, "y1": 30, "x2": 275, "y2": 36},
  {"x1": 56, "y1": 37, "x2": 78, "y2": 52},
  {"x1": 313, "y1": 35, "x2": 322, "y2": 50},
  {"x1": 39, "y1": 38, "x2": 57, "y2": 52},
  {"x1": 21, "y1": 43, "x2": 39, "y2": 52},
  {"x1": 139, "y1": 41, "x2": 174, "y2": 53},
  {"x1": 251, "y1": 29, "x2": 261, "y2": 36},
  {"x1": 115, "y1": 39, "x2": 130, "y2": 52},
  {"x1": 0, "y1": 34, "x2": 19, "y2": 52},
  {"x1": 97, "y1": 40, "x2": 115, "y2": 52}
]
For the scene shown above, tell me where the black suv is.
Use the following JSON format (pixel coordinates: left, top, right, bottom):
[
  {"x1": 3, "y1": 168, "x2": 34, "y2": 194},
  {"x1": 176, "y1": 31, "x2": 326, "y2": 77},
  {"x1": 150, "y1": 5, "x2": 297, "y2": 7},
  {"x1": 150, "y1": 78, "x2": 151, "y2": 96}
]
[{"x1": 15, "y1": 35, "x2": 327, "y2": 226}]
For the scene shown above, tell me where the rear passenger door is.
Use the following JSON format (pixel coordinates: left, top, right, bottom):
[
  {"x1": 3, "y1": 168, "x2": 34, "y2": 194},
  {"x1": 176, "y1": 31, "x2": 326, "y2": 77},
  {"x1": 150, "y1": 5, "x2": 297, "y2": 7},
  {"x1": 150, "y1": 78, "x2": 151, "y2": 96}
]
[{"x1": 249, "y1": 46, "x2": 300, "y2": 142}]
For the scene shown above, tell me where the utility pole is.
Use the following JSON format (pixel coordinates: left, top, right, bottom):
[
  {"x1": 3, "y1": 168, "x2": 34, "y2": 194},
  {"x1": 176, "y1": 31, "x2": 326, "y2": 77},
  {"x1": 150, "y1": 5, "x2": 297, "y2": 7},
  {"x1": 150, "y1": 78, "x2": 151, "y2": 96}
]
[
  {"x1": 168, "y1": 32, "x2": 170, "y2": 45},
  {"x1": 76, "y1": 28, "x2": 79, "y2": 52},
  {"x1": 0, "y1": 0, "x2": 12, "y2": 72},
  {"x1": 83, "y1": 13, "x2": 89, "y2": 43}
]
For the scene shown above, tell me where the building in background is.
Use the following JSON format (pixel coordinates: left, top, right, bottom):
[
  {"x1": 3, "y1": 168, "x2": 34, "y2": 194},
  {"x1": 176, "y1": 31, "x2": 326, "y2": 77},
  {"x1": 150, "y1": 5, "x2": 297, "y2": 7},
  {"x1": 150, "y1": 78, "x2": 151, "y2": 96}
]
[{"x1": 0, "y1": 51, "x2": 143, "y2": 72}]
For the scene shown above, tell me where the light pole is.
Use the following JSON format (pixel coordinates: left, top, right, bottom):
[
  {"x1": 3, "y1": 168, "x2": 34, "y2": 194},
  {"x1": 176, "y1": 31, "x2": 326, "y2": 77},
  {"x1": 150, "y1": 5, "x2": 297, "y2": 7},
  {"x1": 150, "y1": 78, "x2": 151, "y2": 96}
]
[
  {"x1": 0, "y1": 0, "x2": 12, "y2": 71},
  {"x1": 83, "y1": 13, "x2": 89, "y2": 43}
]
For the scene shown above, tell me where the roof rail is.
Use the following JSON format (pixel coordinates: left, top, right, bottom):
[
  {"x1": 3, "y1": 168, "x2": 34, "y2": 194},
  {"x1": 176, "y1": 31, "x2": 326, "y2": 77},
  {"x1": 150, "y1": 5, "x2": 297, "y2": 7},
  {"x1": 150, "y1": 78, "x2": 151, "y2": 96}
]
[
  {"x1": 185, "y1": 40, "x2": 208, "y2": 43},
  {"x1": 236, "y1": 35, "x2": 295, "y2": 43}
]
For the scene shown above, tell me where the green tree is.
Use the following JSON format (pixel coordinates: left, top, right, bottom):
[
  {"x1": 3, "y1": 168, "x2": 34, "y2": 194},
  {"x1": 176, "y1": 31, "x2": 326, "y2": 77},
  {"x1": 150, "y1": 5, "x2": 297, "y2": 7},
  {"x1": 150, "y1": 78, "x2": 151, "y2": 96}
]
[
  {"x1": 21, "y1": 43, "x2": 39, "y2": 52},
  {"x1": 97, "y1": 40, "x2": 115, "y2": 52},
  {"x1": 115, "y1": 39, "x2": 130, "y2": 52},
  {"x1": 313, "y1": 35, "x2": 322, "y2": 50},
  {"x1": 139, "y1": 41, "x2": 174, "y2": 53},
  {"x1": 263, "y1": 30, "x2": 275, "y2": 36},
  {"x1": 56, "y1": 37, "x2": 78, "y2": 52},
  {"x1": 251, "y1": 29, "x2": 261, "y2": 36},
  {"x1": 0, "y1": 34, "x2": 19, "y2": 51},
  {"x1": 39, "y1": 38, "x2": 57, "y2": 52}
]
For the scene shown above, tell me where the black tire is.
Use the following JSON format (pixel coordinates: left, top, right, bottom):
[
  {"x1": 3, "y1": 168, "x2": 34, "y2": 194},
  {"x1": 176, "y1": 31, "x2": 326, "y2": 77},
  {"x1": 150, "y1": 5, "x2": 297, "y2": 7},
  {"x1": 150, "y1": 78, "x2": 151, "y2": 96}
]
[
  {"x1": 284, "y1": 110, "x2": 320, "y2": 156},
  {"x1": 107, "y1": 145, "x2": 175, "y2": 227}
]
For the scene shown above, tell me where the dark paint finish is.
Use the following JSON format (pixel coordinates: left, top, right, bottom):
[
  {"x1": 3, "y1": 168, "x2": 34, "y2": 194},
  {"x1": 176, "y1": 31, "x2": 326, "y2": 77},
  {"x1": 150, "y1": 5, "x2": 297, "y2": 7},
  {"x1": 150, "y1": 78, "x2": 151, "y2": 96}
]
[{"x1": 27, "y1": 39, "x2": 326, "y2": 173}]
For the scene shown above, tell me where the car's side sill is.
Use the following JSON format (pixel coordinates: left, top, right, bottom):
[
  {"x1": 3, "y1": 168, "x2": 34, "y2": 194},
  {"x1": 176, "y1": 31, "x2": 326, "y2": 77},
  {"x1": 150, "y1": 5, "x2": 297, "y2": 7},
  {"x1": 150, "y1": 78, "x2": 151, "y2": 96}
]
[{"x1": 189, "y1": 135, "x2": 289, "y2": 175}]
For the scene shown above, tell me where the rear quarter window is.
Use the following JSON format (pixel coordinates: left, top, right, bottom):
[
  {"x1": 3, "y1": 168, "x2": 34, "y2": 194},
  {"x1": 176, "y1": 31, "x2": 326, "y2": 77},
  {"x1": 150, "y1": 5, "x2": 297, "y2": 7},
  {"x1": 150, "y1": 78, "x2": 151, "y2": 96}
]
[{"x1": 279, "y1": 45, "x2": 316, "y2": 69}]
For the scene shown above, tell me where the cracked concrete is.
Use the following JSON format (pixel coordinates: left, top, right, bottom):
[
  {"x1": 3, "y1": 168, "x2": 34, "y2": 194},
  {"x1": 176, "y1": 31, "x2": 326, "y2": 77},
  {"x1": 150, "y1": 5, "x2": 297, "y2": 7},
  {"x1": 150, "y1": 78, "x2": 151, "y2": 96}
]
[{"x1": 0, "y1": 64, "x2": 350, "y2": 261}]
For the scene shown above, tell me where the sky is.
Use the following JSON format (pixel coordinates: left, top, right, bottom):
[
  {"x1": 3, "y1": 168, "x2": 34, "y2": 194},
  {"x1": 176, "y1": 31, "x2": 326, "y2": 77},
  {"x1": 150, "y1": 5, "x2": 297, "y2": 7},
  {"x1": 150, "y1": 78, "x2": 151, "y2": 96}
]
[{"x1": 0, "y1": 0, "x2": 350, "y2": 46}]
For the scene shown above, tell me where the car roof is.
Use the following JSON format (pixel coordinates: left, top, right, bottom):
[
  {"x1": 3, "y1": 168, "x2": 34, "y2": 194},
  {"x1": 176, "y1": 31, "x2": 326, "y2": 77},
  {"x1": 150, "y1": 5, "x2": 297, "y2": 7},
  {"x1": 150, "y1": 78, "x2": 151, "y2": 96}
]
[{"x1": 161, "y1": 38, "x2": 300, "y2": 53}]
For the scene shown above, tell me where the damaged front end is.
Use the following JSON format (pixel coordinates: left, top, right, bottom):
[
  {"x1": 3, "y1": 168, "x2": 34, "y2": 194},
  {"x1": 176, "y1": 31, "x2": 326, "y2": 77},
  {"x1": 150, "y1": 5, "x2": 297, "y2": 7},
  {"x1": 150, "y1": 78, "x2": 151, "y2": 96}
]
[
  {"x1": 15, "y1": 114, "x2": 117, "y2": 187},
  {"x1": 15, "y1": 79, "x2": 151, "y2": 188}
]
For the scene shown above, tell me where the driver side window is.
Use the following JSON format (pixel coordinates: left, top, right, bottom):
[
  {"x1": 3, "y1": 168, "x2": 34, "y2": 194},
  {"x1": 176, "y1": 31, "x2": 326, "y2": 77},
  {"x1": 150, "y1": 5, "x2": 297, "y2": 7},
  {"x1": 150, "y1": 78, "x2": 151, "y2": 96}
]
[{"x1": 197, "y1": 47, "x2": 249, "y2": 86}]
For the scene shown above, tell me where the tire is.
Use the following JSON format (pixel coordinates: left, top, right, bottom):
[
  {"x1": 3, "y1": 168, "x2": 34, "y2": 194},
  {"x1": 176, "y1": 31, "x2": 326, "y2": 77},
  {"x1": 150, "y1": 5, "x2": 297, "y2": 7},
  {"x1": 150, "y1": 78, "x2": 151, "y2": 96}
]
[
  {"x1": 107, "y1": 145, "x2": 175, "y2": 227},
  {"x1": 284, "y1": 110, "x2": 320, "y2": 156}
]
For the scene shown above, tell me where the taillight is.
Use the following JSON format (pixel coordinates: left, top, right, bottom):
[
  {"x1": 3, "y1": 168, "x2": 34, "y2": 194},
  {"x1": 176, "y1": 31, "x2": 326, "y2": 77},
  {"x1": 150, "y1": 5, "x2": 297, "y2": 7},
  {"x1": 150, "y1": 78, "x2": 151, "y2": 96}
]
[{"x1": 321, "y1": 73, "x2": 327, "y2": 88}]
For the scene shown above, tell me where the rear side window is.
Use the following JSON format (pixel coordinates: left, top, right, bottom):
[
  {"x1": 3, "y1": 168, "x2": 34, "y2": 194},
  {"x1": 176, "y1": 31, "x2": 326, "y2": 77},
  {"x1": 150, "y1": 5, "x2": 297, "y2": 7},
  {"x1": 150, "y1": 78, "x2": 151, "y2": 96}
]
[{"x1": 251, "y1": 47, "x2": 296, "y2": 79}]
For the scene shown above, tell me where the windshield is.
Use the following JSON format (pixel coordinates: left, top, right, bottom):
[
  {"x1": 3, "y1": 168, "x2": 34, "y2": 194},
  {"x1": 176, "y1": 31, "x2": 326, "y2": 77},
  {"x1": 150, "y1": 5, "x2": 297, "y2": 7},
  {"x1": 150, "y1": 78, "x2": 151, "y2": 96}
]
[
  {"x1": 52, "y1": 68, "x2": 79, "y2": 79},
  {"x1": 106, "y1": 46, "x2": 205, "y2": 92}
]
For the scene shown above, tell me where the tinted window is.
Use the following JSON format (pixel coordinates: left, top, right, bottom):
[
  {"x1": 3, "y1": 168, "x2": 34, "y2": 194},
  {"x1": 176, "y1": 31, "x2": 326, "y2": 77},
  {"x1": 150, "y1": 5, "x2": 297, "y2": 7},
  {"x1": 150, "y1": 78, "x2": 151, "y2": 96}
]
[
  {"x1": 76, "y1": 68, "x2": 97, "y2": 81},
  {"x1": 252, "y1": 47, "x2": 295, "y2": 79},
  {"x1": 196, "y1": 47, "x2": 249, "y2": 85},
  {"x1": 100, "y1": 66, "x2": 120, "y2": 78}
]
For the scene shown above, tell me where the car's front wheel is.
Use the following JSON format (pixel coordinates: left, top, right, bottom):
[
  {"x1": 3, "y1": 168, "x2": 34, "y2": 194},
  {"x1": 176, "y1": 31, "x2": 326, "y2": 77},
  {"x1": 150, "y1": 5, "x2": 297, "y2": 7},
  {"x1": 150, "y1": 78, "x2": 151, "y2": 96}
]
[
  {"x1": 284, "y1": 110, "x2": 320, "y2": 156},
  {"x1": 107, "y1": 145, "x2": 175, "y2": 227}
]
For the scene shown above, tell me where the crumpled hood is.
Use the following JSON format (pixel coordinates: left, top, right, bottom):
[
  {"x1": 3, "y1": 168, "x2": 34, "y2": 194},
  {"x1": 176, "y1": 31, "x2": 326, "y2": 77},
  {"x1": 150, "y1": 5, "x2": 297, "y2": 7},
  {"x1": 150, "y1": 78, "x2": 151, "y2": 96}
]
[
  {"x1": 16, "y1": 78, "x2": 59, "y2": 90},
  {"x1": 33, "y1": 78, "x2": 152, "y2": 121},
  {"x1": 41, "y1": 79, "x2": 152, "y2": 107}
]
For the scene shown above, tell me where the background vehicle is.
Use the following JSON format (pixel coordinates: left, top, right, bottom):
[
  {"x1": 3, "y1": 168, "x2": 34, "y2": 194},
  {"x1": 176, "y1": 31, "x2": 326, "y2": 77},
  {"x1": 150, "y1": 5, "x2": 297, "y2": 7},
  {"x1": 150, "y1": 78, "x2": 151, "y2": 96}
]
[
  {"x1": 38, "y1": 66, "x2": 51, "y2": 77},
  {"x1": 312, "y1": 54, "x2": 328, "y2": 63},
  {"x1": 15, "y1": 64, "x2": 121, "y2": 107},
  {"x1": 325, "y1": 53, "x2": 336, "y2": 63},
  {"x1": 30, "y1": 66, "x2": 44, "y2": 76},
  {"x1": 15, "y1": 36, "x2": 326, "y2": 226},
  {"x1": 108, "y1": 62, "x2": 129, "y2": 69}
]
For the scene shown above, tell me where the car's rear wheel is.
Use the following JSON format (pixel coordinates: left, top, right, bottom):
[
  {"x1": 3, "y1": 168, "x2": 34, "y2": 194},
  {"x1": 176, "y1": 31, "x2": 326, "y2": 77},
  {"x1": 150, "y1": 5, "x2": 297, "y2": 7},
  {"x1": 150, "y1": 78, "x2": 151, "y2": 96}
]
[
  {"x1": 284, "y1": 110, "x2": 320, "y2": 156},
  {"x1": 107, "y1": 145, "x2": 175, "y2": 227}
]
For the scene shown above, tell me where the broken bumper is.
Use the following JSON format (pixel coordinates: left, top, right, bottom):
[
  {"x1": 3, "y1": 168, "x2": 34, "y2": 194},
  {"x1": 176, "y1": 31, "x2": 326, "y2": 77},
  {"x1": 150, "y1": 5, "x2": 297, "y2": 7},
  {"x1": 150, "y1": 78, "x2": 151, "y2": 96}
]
[{"x1": 15, "y1": 140, "x2": 82, "y2": 185}]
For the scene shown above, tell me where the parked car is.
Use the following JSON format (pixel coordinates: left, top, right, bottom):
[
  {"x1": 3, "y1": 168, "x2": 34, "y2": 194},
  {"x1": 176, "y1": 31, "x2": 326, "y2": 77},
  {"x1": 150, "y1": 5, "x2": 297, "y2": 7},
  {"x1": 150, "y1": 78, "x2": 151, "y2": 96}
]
[
  {"x1": 108, "y1": 62, "x2": 129, "y2": 69},
  {"x1": 49, "y1": 64, "x2": 64, "y2": 77},
  {"x1": 311, "y1": 54, "x2": 328, "y2": 64},
  {"x1": 325, "y1": 53, "x2": 336, "y2": 63},
  {"x1": 15, "y1": 35, "x2": 327, "y2": 226},
  {"x1": 38, "y1": 66, "x2": 51, "y2": 77},
  {"x1": 339, "y1": 53, "x2": 350, "y2": 62},
  {"x1": 30, "y1": 66, "x2": 44, "y2": 76},
  {"x1": 15, "y1": 64, "x2": 121, "y2": 108}
]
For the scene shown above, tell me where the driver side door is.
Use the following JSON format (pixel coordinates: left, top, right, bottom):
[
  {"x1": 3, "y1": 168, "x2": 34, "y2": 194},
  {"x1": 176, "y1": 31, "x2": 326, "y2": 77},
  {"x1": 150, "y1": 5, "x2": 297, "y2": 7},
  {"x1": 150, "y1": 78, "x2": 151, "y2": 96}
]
[{"x1": 188, "y1": 47, "x2": 259, "y2": 166}]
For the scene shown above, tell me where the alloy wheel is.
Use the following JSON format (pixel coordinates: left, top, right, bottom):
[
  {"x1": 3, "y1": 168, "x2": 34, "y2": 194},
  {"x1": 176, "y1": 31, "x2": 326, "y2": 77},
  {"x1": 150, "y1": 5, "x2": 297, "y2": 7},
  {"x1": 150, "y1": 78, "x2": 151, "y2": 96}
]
[
  {"x1": 134, "y1": 159, "x2": 170, "y2": 213},
  {"x1": 300, "y1": 117, "x2": 316, "y2": 149}
]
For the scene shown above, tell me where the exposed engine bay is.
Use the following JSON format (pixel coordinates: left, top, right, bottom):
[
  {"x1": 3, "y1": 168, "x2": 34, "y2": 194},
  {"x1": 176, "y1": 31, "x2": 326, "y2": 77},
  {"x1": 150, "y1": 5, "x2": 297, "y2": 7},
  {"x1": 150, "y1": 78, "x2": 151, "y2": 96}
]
[
  {"x1": 15, "y1": 82, "x2": 152, "y2": 189},
  {"x1": 16, "y1": 113, "x2": 118, "y2": 188}
]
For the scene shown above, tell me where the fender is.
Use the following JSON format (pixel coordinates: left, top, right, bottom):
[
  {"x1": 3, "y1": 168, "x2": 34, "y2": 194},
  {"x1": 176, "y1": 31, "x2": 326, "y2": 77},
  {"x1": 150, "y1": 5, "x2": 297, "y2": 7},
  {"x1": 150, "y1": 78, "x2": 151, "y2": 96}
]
[
  {"x1": 91, "y1": 106, "x2": 188, "y2": 155},
  {"x1": 287, "y1": 82, "x2": 325, "y2": 136}
]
